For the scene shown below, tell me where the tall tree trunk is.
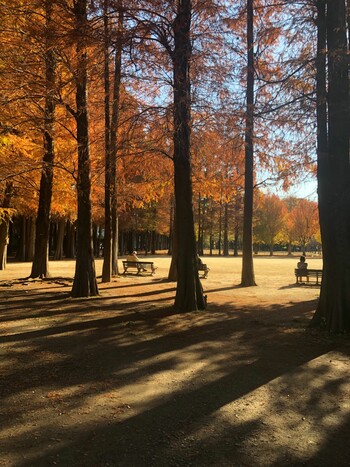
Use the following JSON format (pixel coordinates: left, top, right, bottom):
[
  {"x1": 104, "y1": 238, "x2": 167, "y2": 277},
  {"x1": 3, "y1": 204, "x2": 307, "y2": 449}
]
[
  {"x1": 168, "y1": 195, "x2": 174, "y2": 255},
  {"x1": 233, "y1": 194, "x2": 241, "y2": 257},
  {"x1": 30, "y1": 0, "x2": 55, "y2": 279},
  {"x1": 71, "y1": 0, "x2": 99, "y2": 297},
  {"x1": 0, "y1": 220, "x2": 9, "y2": 270},
  {"x1": 65, "y1": 220, "x2": 75, "y2": 258},
  {"x1": 197, "y1": 193, "x2": 202, "y2": 253},
  {"x1": 223, "y1": 202, "x2": 229, "y2": 256},
  {"x1": 92, "y1": 224, "x2": 98, "y2": 257},
  {"x1": 26, "y1": 217, "x2": 35, "y2": 261},
  {"x1": 0, "y1": 182, "x2": 13, "y2": 270},
  {"x1": 172, "y1": 0, "x2": 205, "y2": 311},
  {"x1": 209, "y1": 199, "x2": 214, "y2": 256},
  {"x1": 312, "y1": 0, "x2": 350, "y2": 332},
  {"x1": 218, "y1": 199, "x2": 222, "y2": 255},
  {"x1": 53, "y1": 219, "x2": 65, "y2": 260},
  {"x1": 17, "y1": 216, "x2": 26, "y2": 261},
  {"x1": 233, "y1": 225, "x2": 239, "y2": 257},
  {"x1": 168, "y1": 209, "x2": 178, "y2": 281},
  {"x1": 102, "y1": 0, "x2": 112, "y2": 282},
  {"x1": 111, "y1": 0, "x2": 123, "y2": 276},
  {"x1": 151, "y1": 230, "x2": 156, "y2": 254},
  {"x1": 241, "y1": 0, "x2": 256, "y2": 286}
]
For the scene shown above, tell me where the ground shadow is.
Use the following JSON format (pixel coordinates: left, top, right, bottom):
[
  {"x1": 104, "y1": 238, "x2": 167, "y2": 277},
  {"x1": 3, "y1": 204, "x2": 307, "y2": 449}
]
[{"x1": 1, "y1": 278, "x2": 348, "y2": 466}]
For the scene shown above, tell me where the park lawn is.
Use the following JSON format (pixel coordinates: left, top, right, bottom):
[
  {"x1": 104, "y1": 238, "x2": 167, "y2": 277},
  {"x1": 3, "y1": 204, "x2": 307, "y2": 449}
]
[{"x1": 0, "y1": 255, "x2": 349, "y2": 466}]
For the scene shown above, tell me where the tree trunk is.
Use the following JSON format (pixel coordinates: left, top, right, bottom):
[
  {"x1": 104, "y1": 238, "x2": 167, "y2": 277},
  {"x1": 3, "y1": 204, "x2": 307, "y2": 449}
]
[
  {"x1": 111, "y1": 0, "x2": 123, "y2": 276},
  {"x1": 71, "y1": 0, "x2": 99, "y2": 298},
  {"x1": 197, "y1": 193, "x2": 202, "y2": 253},
  {"x1": 241, "y1": 0, "x2": 256, "y2": 286},
  {"x1": 168, "y1": 210, "x2": 178, "y2": 281},
  {"x1": 92, "y1": 224, "x2": 98, "y2": 257},
  {"x1": 30, "y1": 0, "x2": 56, "y2": 279},
  {"x1": 16, "y1": 216, "x2": 26, "y2": 262},
  {"x1": 102, "y1": 0, "x2": 112, "y2": 282},
  {"x1": 26, "y1": 217, "x2": 35, "y2": 262},
  {"x1": 168, "y1": 195, "x2": 174, "y2": 255},
  {"x1": 53, "y1": 219, "x2": 65, "y2": 260},
  {"x1": 172, "y1": 0, "x2": 205, "y2": 311},
  {"x1": 150, "y1": 230, "x2": 156, "y2": 254},
  {"x1": 233, "y1": 224, "x2": 239, "y2": 257},
  {"x1": 209, "y1": 199, "x2": 214, "y2": 256},
  {"x1": 0, "y1": 221, "x2": 9, "y2": 270},
  {"x1": 233, "y1": 195, "x2": 240, "y2": 257},
  {"x1": 223, "y1": 202, "x2": 229, "y2": 256},
  {"x1": 0, "y1": 182, "x2": 13, "y2": 270},
  {"x1": 218, "y1": 200, "x2": 222, "y2": 255},
  {"x1": 312, "y1": 0, "x2": 350, "y2": 332},
  {"x1": 65, "y1": 220, "x2": 75, "y2": 258}
]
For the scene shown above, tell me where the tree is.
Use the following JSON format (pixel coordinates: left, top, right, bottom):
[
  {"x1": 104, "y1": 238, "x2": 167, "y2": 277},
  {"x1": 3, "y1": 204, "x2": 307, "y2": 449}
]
[
  {"x1": 289, "y1": 199, "x2": 319, "y2": 255},
  {"x1": 30, "y1": 0, "x2": 56, "y2": 279},
  {"x1": 0, "y1": 183, "x2": 14, "y2": 269},
  {"x1": 241, "y1": 0, "x2": 256, "y2": 285},
  {"x1": 172, "y1": 0, "x2": 206, "y2": 311},
  {"x1": 101, "y1": 0, "x2": 112, "y2": 282},
  {"x1": 312, "y1": 0, "x2": 350, "y2": 332},
  {"x1": 71, "y1": 0, "x2": 99, "y2": 297},
  {"x1": 254, "y1": 193, "x2": 286, "y2": 255},
  {"x1": 110, "y1": 0, "x2": 124, "y2": 277}
]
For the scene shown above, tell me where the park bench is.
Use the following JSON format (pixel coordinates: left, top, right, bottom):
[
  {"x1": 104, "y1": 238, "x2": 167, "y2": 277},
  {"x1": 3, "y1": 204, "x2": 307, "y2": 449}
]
[
  {"x1": 198, "y1": 263, "x2": 210, "y2": 279},
  {"x1": 122, "y1": 260, "x2": 157, "y2": 276},
  {"x1": 295, "y1": 268, "x2": 322, "y2": 285}
]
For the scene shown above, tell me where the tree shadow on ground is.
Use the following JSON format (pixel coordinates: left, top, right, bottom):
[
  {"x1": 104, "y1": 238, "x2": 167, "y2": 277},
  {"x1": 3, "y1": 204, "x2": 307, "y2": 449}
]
[{"x1": 1, "y1": 282, "x2": 349, "y2": 466}]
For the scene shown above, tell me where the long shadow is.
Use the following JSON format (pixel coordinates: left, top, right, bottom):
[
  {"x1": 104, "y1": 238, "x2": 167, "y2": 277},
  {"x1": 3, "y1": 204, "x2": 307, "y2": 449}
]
[
  {"x1": 102, "y1": 286, "x2": 177, "y2": 300},
  {"x1": 0, "y1": 298, "x2": 327, "y2": 397},
  {"x1": 2, "y1": 295, "x2": 347, "y2": 466},
  {"x1": 0, "y1": 291, "x2": 71, "y2": 317},
  {"x1": 279, "y1": 282, "x2": 321, "y2": 290},
  {"x1": 205, "y1": 285, "x2": 242, "y2": 293},
  {"x1": 0, "y1": 304, "x2": 178, "y2": 344},
  {"x1": 13, "y1": 335, "x2": 335, "y2": 467},
  {"x1": 1, "y1": 282, "x2": 344, "y2": 466},
  {"x1": 101, "y1": 277, "x2": 172, "y2": 291},
  {"x1": 0, "y1": 289, "x2": 175, "y2": 324}
]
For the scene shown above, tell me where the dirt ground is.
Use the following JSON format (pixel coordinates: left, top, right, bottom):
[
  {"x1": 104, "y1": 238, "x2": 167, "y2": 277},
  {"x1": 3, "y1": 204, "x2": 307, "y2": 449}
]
[{"x1": 0, "y1": 254, "x2": 350, "y2": 467}]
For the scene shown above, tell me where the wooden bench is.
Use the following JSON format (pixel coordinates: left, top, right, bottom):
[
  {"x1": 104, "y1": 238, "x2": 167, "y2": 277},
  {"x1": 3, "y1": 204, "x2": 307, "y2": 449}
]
[
  {"x1": 122, "y1": 261, "x2": 157, "y2": 275},
  {"x1": 295, "y1": 268, "x2": 322, "y2": 285},
  {"x1": 198, "y1": 263, "x2": 210, "y2": 279}
]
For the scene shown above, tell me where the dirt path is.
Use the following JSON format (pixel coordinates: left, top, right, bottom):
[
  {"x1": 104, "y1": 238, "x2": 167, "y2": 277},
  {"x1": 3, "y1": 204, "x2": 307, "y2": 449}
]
[{"x1": 0, "y1": 256, "x2": 349, "y2": 466}]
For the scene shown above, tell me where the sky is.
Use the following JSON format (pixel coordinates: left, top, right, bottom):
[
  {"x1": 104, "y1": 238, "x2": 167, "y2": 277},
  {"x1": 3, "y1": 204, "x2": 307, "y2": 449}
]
[{"x1": 285, "y1": 178, "x2": 318, "y2": 202}]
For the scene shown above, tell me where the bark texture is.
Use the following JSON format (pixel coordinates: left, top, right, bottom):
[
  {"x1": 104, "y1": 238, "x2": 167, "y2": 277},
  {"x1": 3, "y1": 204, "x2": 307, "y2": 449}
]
[
  {"x1": 71, "y1": 0, "x2": 99, "y2": 298},
  {"x1": 102, "y1": 0, "x2": 112, "y2": 282},
  {"x1": 241, "y1": 0, "x2": 256, "y2": 286},
  {"x1": 30, "y1": 0, "x2": 55, "y2": 279},
  {"x1": 172, "y1": 0, "x2": 206, "y2": 311},
  {"x1": 0, "y1": 182, "x2": 12, "y2": 270},
  {"x1": 110, "y1": 0, "x2": 123, "y2": 276},
  {"x1": 312, "y1": 0, "x2": 350, "y2": 332}
]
